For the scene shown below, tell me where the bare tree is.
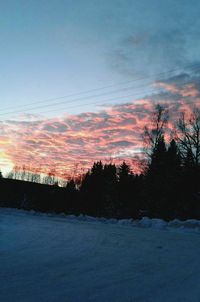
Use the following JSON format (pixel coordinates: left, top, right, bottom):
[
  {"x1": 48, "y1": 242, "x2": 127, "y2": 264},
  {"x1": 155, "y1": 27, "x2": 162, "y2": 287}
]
[
  {"x1": 176, "y1": 107, "x2": 200, "y2": 166},
  {"x1": 143, "y1": 104, "x2": 168, "y2": 159}
]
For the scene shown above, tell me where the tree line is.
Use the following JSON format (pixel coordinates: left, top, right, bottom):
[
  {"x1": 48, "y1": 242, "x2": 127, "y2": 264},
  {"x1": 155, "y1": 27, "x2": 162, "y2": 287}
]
[{"x1": 0, "y1": 104, "x2": 200, "y2": 220}]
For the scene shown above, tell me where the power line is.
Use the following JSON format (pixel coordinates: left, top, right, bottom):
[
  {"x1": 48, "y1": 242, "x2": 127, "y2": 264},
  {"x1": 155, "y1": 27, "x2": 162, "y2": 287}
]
[
  {"x1": 0, "y1": 84, "x2": 157, "y2": 117},
  {"x1": 2, "y1": 76, "x2": 200, "y2": 119},
  {"x1": 32, "y1": 89, "x2": 158, "y2": 115},
  {"x1": 2, "y1": 83, "x2": 200, "y2": 119},
  {"x1": 7, "y1": 86, "x2": 193, "y2": 118},
  {"x1": 1, "y1": 62, "x2": 200, "y2": 114},
  {"x1": 1, "y1": 89, "x2": 157, "y2": 118}
]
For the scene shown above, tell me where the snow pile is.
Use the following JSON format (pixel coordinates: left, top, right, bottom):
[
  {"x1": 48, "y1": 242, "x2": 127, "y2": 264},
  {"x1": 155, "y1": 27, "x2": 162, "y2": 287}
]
[
  {"x1": 2, "y1": 207, "x2": 200, "y2": 233},
  {"x1": 137, "y1": 217, "x2": 168, "y2": 229}
]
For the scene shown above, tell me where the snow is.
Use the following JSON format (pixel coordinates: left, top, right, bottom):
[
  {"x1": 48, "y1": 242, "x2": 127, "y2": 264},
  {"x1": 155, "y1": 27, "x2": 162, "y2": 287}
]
[{"x1": 1, "y1": 208, "x2": 200, "y2": 302}]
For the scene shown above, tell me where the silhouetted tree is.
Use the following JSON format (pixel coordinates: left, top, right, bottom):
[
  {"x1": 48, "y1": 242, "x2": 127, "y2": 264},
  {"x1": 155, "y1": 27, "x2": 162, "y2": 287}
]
[
  {"x1": 102, "y1": 163, "x2": 118, "y2": 217},
  {"x1": 143, "y1": 104, "x2": 168, "y2": 159},
  {"x1": 80, "y1": 162, "x2": 105, "y2": 216},
  {"x1": 173, "y1": 108, "x2": 200, "y2": 218},
  {"x1": 117, "y1": 162, "x2": 134, "y2": 217},
  {"x1": 166, "y1": 139, "x2": 181, "y2": 170},
  {"x1": 176, "y1": 108, "x2": 200, "y2": 166},
  {"x1": 145, "y1": 135, "x2": 168, "y2": 218},
  {"x1": 66, "y1": 179, "x2": 76, "y2": 191}
]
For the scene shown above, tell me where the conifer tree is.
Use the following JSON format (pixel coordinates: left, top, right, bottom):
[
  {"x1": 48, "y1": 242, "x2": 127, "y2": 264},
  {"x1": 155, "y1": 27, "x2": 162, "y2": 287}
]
[
  {"x1": 103, "y1": 163, "x2": 117, "y2": 217},
  {"x1": 117, "y1": 162, "x2": 139, "y2": 218},
  {"x1": 145, "y1": 135, "x2": 168, "y2": 218},
  {"x1": 80, "y1": 161, "x2": 105, "y2": 216},
  {"x1": 166, "y1": 139, "x2": 181, "y2": 170},
  {"x1": 148, "y1": 135, "x2": 167, "y2": 176}
]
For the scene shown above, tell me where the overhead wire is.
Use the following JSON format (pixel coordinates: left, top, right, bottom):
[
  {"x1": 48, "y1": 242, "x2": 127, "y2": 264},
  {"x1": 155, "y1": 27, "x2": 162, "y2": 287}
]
[
  {"x1": 0, "y1": 84, "x2": 157, "y2": 116},
  {"x1": 1, "y1": 62, "x2": 200, "y2": 118}
]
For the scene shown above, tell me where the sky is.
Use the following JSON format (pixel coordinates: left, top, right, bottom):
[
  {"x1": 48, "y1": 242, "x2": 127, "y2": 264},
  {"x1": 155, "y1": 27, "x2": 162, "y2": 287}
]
[{"x1": 0, "y1": 0, "x2": 200, "y2": 177}]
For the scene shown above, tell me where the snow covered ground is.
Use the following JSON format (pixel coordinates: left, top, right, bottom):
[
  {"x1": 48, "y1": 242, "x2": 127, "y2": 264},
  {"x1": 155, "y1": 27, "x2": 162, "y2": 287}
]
[{"x1": 1, "y1": 208, "x2": 200, "y2": 302}]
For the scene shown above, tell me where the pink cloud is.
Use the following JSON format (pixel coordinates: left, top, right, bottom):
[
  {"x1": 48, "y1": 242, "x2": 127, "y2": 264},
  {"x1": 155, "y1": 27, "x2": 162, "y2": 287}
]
[
  {"x1": 155, "y1": 81, "x2": 199, "y2": 98},
  {"x1": 0, "y1": 79, "x2": 200, "y2": 178}
]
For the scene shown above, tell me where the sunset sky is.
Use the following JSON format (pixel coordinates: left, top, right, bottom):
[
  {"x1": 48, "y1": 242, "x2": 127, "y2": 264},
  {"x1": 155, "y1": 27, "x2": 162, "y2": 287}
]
[{"x1": 0, "y1": 0, "x2": 200, "y2": 177}]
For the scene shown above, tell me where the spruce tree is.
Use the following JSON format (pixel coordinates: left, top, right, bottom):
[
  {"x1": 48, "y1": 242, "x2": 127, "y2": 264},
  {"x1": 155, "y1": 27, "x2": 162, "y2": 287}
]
[{"x1": 146, "y1": 135, "x2": 168, "y2": 218}]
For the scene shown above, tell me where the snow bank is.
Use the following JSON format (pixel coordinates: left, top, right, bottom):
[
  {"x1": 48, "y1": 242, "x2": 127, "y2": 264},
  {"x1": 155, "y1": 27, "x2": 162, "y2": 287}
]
[{"x1": 2, "y1": 207, "x2": 200, "y2": 234}]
